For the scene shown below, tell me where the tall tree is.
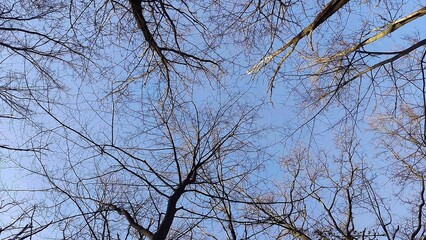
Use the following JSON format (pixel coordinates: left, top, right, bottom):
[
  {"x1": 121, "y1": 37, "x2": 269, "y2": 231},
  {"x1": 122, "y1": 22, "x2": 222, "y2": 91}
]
[{"x1": 1, "y1": 0, "x2": 426, "y2": 239}]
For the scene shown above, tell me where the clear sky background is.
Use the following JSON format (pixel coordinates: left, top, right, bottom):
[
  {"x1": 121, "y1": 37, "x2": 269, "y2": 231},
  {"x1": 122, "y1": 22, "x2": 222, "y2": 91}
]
[{"x1": 1, "y1": 0, "x2": 426, "y2": 239}]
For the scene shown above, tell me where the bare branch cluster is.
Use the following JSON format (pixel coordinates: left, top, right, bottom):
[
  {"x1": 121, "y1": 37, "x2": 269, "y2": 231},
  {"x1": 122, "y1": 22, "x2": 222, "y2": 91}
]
[{"x1": 0, "y1": 0, "x2": 426, "y2": 239}]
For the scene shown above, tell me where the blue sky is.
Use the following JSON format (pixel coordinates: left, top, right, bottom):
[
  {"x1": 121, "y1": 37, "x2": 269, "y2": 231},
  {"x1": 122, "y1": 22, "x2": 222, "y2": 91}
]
[{"x1": 1, "y1": 0, "x2": 426, "y2": 239}]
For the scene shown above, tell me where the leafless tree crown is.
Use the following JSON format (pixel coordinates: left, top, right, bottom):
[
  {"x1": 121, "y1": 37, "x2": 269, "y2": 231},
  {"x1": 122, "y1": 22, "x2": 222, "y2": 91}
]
[{"x1": 0, "y1": 0, "x2": 425, "y2": 239}]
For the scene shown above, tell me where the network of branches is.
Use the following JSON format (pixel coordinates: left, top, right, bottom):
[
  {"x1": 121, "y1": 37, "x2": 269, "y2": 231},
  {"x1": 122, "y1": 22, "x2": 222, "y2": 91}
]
[{"x1": 0, "y1": 0, "x2": 425, "y2": 239}]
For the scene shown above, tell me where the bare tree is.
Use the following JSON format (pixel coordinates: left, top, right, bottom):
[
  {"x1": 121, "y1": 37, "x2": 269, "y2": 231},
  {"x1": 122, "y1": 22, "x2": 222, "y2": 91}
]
[
  {"x1": 23, "y1": 88, "x2": 266, "y2": 239},
  {"x1": 2, "y1": 0, "x2": 426, "y2": 239},
  {"x1": 244, "y1": 129, "x2": 403, "y2": 240}
]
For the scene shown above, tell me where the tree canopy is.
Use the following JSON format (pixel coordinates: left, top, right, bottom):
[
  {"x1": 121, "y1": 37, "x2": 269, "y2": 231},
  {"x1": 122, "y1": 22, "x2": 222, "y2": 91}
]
[{"x1": 1, "y1": 0, "x2": 426, "y2": 239}]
